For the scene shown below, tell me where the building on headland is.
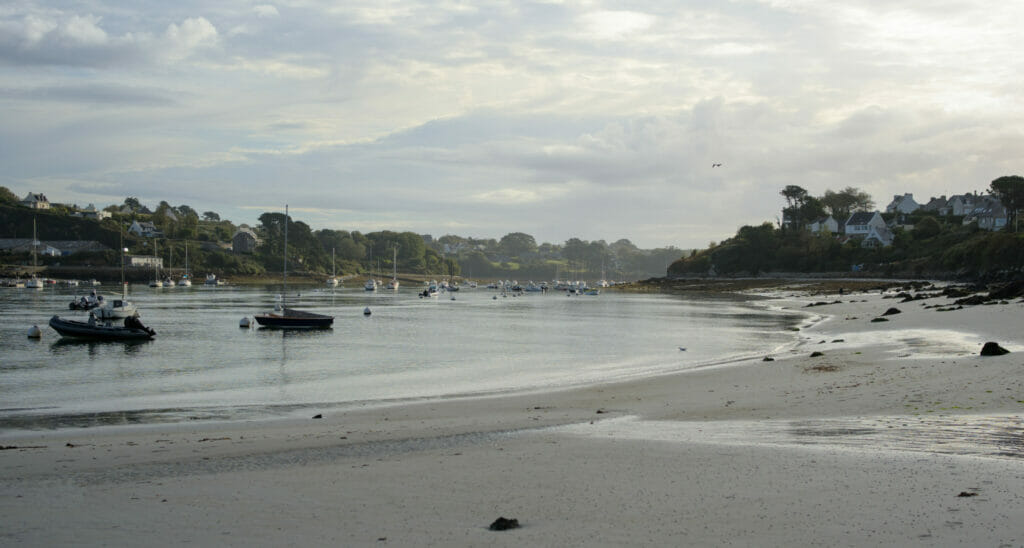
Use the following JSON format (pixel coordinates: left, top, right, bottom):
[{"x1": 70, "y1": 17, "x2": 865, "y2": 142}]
[
  {"x1": 808, "y1": 216, "x2": 839, "y2": 234},
  {"x1": 963, "y1": 197, "x2": 1008, "y2": 231},
  {"x1": 20, "y1": 193, "x2": 50, "y2": 210},
  {"x1": 232, "y1": 228, "x2": 260, "y2": 254},
  {"x1": 71, "y1": 204, "x2": 112, "y2": 221},
  {"x1": 885, "y1": 193, "x2": 921, "y2": 214}
]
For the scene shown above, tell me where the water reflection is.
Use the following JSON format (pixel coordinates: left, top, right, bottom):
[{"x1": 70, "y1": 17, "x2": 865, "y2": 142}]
[{"x1": 49, "y1": 338, "x2": 151, "y2": 356}]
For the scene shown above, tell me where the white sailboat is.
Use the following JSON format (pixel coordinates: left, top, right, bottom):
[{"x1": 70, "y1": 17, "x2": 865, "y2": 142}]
[
  {"x1": 162, "y1": 245, "x2": 175, "y2": 286},
  {"x1": 148, "y1": 240, "x2": 162, "y2": 287},
  {"x1": 96, "y1": 230, "x2": 138, "y2": 320},
  {"x1": 326, "y1": 248, "x2": 339, "y2": 286},
  {"x1": 178, "y1": 243, "x2": 192, "y2": 286},
  {"x1": 386, "y1": 246, "x2": 399, "y2": 290},
  {"x1": 25, "y1": 218, "x2": 44, "y2": 289}
]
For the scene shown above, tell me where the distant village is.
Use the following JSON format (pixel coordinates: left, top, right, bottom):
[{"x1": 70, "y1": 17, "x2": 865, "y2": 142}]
[{"x1": 798, "y1": 191, "x2": 1010, "y2": 248}]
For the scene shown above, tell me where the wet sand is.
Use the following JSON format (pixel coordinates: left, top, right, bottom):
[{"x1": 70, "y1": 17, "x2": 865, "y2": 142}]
[{"x1": 2, "y1": 284, "x2": 1023, "y2": 546}]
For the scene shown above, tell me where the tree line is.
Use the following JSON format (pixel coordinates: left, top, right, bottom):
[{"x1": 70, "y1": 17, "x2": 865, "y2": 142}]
[{"x1": 671, "y1": 176, "x2": 1024, "y2": 279}]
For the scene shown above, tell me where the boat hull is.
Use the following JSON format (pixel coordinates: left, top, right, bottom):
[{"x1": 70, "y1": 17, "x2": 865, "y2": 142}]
[
  {"x1": 254, "y1": 308, "x2": 333, "y2": 329},
  {"x1": 48, "y1": 315, "x2": 155, "y2": 341}
]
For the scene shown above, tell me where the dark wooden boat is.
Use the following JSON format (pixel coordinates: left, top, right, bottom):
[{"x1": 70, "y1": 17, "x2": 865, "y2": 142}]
[
  {"x1": 255, "y1": 205, "x2": 334, "y2": 330},
  {"x1": 48, "y1": 315, "x2": 156, "y2": 341},
  {"x1": 254, "y1": 307, "x2": 334, "y2": 329}
]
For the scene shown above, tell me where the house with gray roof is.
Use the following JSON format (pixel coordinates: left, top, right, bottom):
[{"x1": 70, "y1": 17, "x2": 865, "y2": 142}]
[
  {"x1": 844, "y1": 211, "x2": 886, "y2": 238},
  {"x1": 20, "y1": 192, "x2": 50, "y2": 210},
  {"x1": 885, "y1": 194, "x2": 921, "y2": 214}
]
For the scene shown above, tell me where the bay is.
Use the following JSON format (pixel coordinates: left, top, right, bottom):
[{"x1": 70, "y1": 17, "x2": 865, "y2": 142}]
[{"x1": 0, "y1": 282, "x2": 806, "y2": 431}]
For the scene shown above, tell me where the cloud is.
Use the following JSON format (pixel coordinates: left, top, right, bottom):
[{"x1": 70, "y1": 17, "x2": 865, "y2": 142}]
[
  {"x1": 162, "y1": 17, "x2": 218, "y2": 60},
  {"x1": 253, "y1": 5, "x2": 279, "y2": 19}
]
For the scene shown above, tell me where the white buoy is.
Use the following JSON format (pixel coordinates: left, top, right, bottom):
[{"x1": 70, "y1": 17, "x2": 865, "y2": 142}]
[
  {"x1": 363, "y1": 307, "x2": 372, "y2": 316},
  {"x1": 239, "y1": 317, "x2": 251, "y2": 328},
  {"x1": 27, "y1": 325, "x2": 42, "y2": 339}
]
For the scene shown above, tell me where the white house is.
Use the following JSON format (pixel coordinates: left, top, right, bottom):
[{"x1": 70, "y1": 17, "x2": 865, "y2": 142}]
[
  {"x1": 844, "y1": 211, "x2": 887, "y2": 237},
  {"x1": 885, "y1": 193, "x2": 921, "y2": 214},
  {"x1": 946, "y1": 194, "x2": 979, "y2": 216},
  {"x1": 808, "y1": 216, "x2": 839, "y2": 234},
  {"x1": 128, "y1": 221, "x2": 162, "y2": 238},
  {"x1": 20, "y1": 192, "x2": 50, "y2": 210}
]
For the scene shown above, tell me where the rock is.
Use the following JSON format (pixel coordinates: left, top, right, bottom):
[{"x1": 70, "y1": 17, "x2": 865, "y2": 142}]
[
  {"x1": 762, "y1": 356, "x2": 774, "y2": 361},
  {"x1": 881, "y1": 307, "x2": 902, "y2": 316},
  {"x1": 489, "y1": 517, "x2": 520, "y2": 531},
  {"x1": 980, "y1": 342, "x2": 1010, "y2": 356},
  {"x1": 955, "y1": 294, "x2": 989, "y2": 306},
  {"x1": 871, "y1": 317, "x2": 889, "y2": 323},
  {"x1": 988, "y1": 280, "x2": 1024, "y2": 300},
  {"x1": 957, "y1": 491, "x2": 979, "y2": 497},
  {"x1": 810, "y1": 351, "x2": 824, "y2": 357},
  {"x1": 312, "y1": 413, "x2": 323, "y2": 419}
]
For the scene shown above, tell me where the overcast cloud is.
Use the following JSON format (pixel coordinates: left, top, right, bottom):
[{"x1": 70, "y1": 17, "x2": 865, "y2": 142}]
[{"x1": 2, "y1": 0, "x2": 1021, "y2": 248}]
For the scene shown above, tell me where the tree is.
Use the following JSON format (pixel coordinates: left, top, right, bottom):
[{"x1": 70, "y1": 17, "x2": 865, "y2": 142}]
[
  {"x1": 821, "y1": 186, "x2": 874, "y2": 223},
  {"x1": 990, "y1": 175, "x2": 1024, "y2": 231},
  {"x1": 203, "y1": 211, "x2": 220, "y2": 222},
  {"x1": 780, "y1": 185, "x2": 809, "y2": 230},
  {"x1": 176, "y1": 204, "x2": 198, "y2": 219},
  {"x1": 499, "y1": 232, "x2": 537, "y2": 257},
  {"x1": 123, "y1": 197, "x2": 142, "y2": 212},
  {"x1": 0, "y1": 186, "x2": 18, "y2": 204}
]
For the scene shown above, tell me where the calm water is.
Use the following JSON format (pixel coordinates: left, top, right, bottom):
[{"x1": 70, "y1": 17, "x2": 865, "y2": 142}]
[{"x1": 0, "y1": 283, "x2": 805, "y2": 432}]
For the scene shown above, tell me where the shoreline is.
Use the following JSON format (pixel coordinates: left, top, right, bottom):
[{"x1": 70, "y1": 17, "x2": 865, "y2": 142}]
[{"x1": 3, "y1": 283, "x2": 1023, "y2": 545}]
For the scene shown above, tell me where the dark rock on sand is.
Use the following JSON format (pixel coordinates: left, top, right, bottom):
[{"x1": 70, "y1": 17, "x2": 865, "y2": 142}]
[
  {"x1": 871, "y1": 317, "x2": 889, "y2": 323},
  {"x1": 809, "y1": 351, "x2": 824, "y2": 357},
  {"x1": 489, "y1": 517, "x2": 520, "y2": 531},
  {"x1": 980, "y1": 342, "x2": 1010, "y2": 356},
  {"x1": 957, "y1": 491, "x2": 979, "y2": 497},
  {"x1": 882, "y1": 307, "x2": 902, "y2": 316},
  {"x1": 762, "y1": 356, "x2": 775, "y2": 361},
  {"x1": 312, "y1": 414, "x2": 323, "y2": 419}
]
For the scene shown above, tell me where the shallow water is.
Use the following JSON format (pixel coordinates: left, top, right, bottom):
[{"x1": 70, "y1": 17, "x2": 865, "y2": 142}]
[
  {"x1": 0, "y1": 283, "x2": 804, "y2": 431},
  {"x1": 556, "y1": 414, "x2": 1024, "y2": 460}
]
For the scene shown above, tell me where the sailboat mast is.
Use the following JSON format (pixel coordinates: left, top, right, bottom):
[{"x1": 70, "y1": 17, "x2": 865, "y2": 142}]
[
  {"x1": 283, "y1": 205, "x2": 289, "y2": 308},
  {"x1": 120, "y1": 226, "x2": 127, "y2": 299}
]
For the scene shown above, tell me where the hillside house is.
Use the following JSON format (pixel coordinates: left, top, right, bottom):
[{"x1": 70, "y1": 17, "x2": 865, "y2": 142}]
[
  {"x1": 921, "y1": 196, "x2": 948, "y2": 213},
  {"x1": 808, "y1": 216, "x2": 839, "y2": 234},
  {"x1": 232, "y1": 228, "x2": 260, "y2": 254},
  {"x1": 844, "y1": 211, "x2": 887, "y2": 238},
  {"x1": 128, "y1": 221, "x2": 162, "y2": 238},
  {"x1": 964, "y1": 198, "x2": 1008, "y2": 231},
  {"x1": 72, "y1": 204, "x2": 111, "y2": 221},
  {"x1": 945, "y1": 194, "x2": 981, "y2": 216},
  {"x1": 885, "y1": 194, "x2": 921, "y2": 214},
  {"x1": 862, "y1": 225, "x2": 895, "y2": 248},
  {"x1": 20, "y1": 192, "x2": 50, "y2": 210}
]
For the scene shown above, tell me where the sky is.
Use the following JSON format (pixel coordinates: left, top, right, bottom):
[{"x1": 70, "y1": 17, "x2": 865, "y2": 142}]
[{"x1": 2, "y1": 1, "x2": 1022, "y2": 249}]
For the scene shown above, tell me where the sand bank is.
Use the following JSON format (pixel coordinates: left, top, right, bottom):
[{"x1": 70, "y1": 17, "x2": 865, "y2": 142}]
[{"x1": 2, "y1": 284, "x2": 1022, "y2": 546}]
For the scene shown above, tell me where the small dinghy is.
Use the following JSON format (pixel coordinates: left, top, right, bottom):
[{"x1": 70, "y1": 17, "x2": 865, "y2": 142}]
[{"x1": 48, "y1": 314, "x2": 156, "y2": 341}]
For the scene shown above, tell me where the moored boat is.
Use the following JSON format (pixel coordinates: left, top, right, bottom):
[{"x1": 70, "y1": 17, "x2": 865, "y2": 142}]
[
  {"x1": 49, "y1": 314, "x2": 155, "y2": 341},
  {"x1": 254, "y1": 205, "x2": 334, "y2": 329}
]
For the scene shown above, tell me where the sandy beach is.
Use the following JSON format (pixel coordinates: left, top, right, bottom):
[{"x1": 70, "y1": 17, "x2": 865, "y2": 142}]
[{"x1": 2, "y1": 282, "x2": 1023, "y2": 546}]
